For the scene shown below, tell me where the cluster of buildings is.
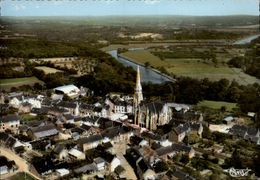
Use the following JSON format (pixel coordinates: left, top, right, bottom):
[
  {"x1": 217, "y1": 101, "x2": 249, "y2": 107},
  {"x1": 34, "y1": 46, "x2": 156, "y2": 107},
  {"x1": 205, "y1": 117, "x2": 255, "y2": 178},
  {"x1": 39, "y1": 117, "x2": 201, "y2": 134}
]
[{"x1": 0, "y1": 66, "x2": 258, "y2": 179}]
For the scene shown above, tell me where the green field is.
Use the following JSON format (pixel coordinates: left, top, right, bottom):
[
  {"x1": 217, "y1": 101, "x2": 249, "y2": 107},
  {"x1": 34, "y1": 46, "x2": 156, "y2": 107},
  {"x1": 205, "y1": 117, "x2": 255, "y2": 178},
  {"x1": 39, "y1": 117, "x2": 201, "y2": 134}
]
[
  {"x1": 0, "y1": 77, "x2": 43, "y2": 90},
  {"x1": 120, "y1": 50, "x2": 260, "y2": 85},
  {"x1": 10, "y1": 172, "x2": 36, "y2": 180},
  {"x1": 35, "y1": 66, "x2": 63, "y2": 74},
  {"x1": 197, "y1": 100, "x2": 238, "y2": 111}
]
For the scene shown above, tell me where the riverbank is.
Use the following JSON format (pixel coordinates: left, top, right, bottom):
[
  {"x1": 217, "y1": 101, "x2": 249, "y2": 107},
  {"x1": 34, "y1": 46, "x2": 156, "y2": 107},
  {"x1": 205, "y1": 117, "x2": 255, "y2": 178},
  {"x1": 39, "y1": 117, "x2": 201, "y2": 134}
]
[{"x1": 117, "y1": 53, "x2": 175, "y2": 82}]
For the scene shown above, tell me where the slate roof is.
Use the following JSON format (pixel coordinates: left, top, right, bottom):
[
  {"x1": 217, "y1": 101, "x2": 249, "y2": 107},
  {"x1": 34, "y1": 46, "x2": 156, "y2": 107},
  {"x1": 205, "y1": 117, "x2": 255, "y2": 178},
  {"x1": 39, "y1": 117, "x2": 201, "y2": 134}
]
[
  {"x1": 172, "y1": 143, "x2": 192, "y2": 152},
  {"x1": 156, "y1": 146, "x2": 174, "y2": 156},
  {"x1": 190, "y1": 123, "x2": 201, "y2": 131},
  {"x1": 31, "y1": 107, "x2": 49, "y2": 115},
  {"x1": 57, "y1": 101, "x2": 77, "y2": 109},
  {"x1": 94, "y1": 157, "x2": 105, "y2": 165},
  {"x1": 173, "y1": 123, "x2": 190, "y2": 135},
  {"x1": 229, "y1": 125, "x2": 259, "y2": 139},
  {"x1": 30, "y1": 124, "x2": 59, "y2": 139},
  {"x1": 137, "y1": 159, "x2": 149, "y2": 173},
  {"x1": 101, "y1": 126, "x2": 131, "y2": 139},
  {"x1": 78, "y1": 134, "x2": 103, "y2": 144},
  {"x1": 54, "y1": 144, "x2": 65, "y2": 154},
  {"x1": 141, "y1": 131, "x2": 161, "y2": 141},
  {"x1": 247, "y1": 127, "x2": 259, "y2": 136},
  {"x1": 0, "y1": 114, "x2": 20, "y2": 123},
  {"x1": 63, "y1": 114, "x2": 74, "y2": 120},
  {"x1": 0, "y1": 132, "x2": 18, "y2": 148},
  {"x1": 82, "y1": 116, "x2": 100, "y2": 124},
  {"x1": 74, "y1": 163, "x2": 97, "y2": 174}
]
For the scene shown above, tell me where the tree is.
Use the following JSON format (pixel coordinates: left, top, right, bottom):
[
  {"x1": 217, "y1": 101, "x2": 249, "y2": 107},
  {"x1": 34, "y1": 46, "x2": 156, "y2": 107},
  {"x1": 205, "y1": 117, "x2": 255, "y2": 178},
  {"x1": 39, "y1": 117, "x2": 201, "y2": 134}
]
[
  {"x1": 144, "y1": 61, "x2": 150, "y2": 68},
  {"x1": 63, "y1": 94, "x2": 71, "y2": 101},
  {"x1": 202, "y1": 125, "x2": 212, "y2": 139}
]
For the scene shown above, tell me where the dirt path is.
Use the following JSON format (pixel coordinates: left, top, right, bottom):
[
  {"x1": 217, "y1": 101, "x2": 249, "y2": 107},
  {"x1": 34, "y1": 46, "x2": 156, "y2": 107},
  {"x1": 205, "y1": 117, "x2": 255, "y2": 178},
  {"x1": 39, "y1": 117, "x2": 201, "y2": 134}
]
[{"x1": 0, "y1": 147, "x2": 41, "y2": 180}]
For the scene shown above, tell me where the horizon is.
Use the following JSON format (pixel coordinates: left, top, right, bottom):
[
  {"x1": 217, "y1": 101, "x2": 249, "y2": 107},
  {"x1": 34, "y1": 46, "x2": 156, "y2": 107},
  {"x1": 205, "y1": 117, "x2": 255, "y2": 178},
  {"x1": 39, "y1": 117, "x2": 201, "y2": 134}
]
[
  {"x1": 2, "y1": 14, "x2": 259, "y2": 17},
  {"x1": 2, "y1": 0, "x2": 258, "y2": 16}
]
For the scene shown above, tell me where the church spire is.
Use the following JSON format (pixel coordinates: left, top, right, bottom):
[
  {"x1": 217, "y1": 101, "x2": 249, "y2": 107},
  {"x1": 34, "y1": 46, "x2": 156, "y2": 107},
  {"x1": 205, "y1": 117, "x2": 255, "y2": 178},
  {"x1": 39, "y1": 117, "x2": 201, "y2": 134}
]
[
  {"x1": 134, "y1": 66, "x2": 143, "y2": 126},
  {"x1": 135, "y1": 65, "x2": 143, "y2": 104}
]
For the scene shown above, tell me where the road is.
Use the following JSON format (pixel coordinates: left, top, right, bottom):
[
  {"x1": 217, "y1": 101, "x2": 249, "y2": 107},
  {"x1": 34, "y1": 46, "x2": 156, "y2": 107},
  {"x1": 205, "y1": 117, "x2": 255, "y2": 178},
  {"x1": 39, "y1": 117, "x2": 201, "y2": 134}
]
[{"x1": 0, "y1": 147, "x2": 41, "y2": 180}]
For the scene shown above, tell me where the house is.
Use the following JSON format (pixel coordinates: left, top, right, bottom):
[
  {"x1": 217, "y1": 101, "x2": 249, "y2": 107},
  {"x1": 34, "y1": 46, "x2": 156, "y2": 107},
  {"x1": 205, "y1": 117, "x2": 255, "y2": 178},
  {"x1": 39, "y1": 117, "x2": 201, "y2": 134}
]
[
  {"x1": 27, "y1": 123, "x2": 59, "y2": 140},
  {"x1": 94, "y1": 157, "x2": 106, "y2": 171},
  {"x1": 68, "y1": 148, "x2": 85, "y2": 160},
  {"x1": 0, "y1": 132, "x2": 24, "y2": 150},
  {"x1": 56, "y1": 101, "x2": 79, "y2": 116},
  {"x1": 19, "y1": 102, "x2": 32, "y2": 113},
  {"x1": 53, "y1": 84, "x2": 80, "y2": 99},
  {"x1": 137, "y1": 158, "x2": 156, "y2": 180},
  {"x1": 125, "y1": 148, "x2": 156, "y2": 180},
  {"x1": 223, "y1": 116, "x2": 234, "y2": 125},
  {"x1": 74, "y1": 163, "x2": 97, "y2": 174},
  {"x1": 110, "y1": 156, "x2": 121, "y2": 172},
  {"x1": 156, "y1": 143, "x2": 195, "y2": 160},
  {"x1": 101, "y1": 126, "x2": 133, "y2": 144},
  {"x1": 168, "y1": 123, "x2": 190, "y2": 142},
  {"x1": 56, "y1": 168, "x2": 70, "y2": 177},
  {"x1": 114, "y1": 165, "x2": 126, "y2": 179},
  {"x1": 78, "y1": 134, "x2": 103, "y2": 151},
  {"x1": 0, "y1": 114, "x2": 20, "y2": 133},
  {"x1": 229, "y1": 125, "x2": 260, "y2": 144},
  {"x1": 190, "y1": 123, "x2": 203, "y2": 138},
  {"x1": 54, "y1": 144, "x2": 68, "y2": 160},
  {"x1": 0, "y1": 156, "x2": 17, "y2": 175},
  {"x1": 171, "y1": 169, "x2": 195, "y2": 180}
]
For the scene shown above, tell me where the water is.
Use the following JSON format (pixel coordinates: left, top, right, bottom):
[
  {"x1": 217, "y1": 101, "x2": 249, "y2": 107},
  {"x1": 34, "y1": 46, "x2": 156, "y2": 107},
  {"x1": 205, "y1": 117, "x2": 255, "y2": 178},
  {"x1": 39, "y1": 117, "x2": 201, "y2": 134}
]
[
  {"x1": 233, "y1": 34, "x2": 260, "y2": 45},
  {"x1": 109, "y1": 50, "x2": 172, "y2": 84}
]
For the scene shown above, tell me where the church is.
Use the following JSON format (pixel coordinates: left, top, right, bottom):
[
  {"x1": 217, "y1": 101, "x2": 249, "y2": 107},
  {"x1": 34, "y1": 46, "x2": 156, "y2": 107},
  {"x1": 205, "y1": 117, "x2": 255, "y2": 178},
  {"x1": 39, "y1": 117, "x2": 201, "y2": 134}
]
[{"x1": 133, "y1": 66, "x2": 172, "y2": 131}]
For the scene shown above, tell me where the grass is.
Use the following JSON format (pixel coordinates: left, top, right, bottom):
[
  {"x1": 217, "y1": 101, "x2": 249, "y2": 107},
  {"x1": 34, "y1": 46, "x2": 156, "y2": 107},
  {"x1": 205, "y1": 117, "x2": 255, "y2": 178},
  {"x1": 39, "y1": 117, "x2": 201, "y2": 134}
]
[
  {"x1": 35, "y1": 66, "x2": 63, "y2": 74},
  {"x1": 21, "y1": 114, "x2": 37, "y2": 121},
  {"x1": 10, "y1": 172, "x2": 35, "y2": 180},
  {"x1": 0, "y1": 77, "x2": 43, "y2": 90},
  {"x1": 197, "y1": 100, "x2": 237, "y2": 112},
  {"x1": 119, "y1": 50, "x2": 260, "y2": 85}
]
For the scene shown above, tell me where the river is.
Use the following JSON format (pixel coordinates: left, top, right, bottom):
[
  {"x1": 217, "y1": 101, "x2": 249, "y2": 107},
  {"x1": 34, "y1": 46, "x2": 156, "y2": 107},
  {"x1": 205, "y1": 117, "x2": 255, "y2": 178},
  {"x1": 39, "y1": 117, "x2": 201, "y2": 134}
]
[
  {"x1": 233, "y1": 34, "x2": 260, "y2": 45},
  {"x1": 107, "y1": 34, "x2": 259, "y2": 84},
  {"x1": 109, "y1": 50, "x2": 173, "y2": 84}
]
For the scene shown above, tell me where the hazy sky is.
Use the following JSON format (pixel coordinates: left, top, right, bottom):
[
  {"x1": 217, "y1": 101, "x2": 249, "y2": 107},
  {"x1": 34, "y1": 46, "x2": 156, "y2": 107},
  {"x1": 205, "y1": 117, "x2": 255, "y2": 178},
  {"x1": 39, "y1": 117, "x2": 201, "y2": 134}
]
[{"x1": 2, "y1": 0, "x2": 258, "y2": 16}]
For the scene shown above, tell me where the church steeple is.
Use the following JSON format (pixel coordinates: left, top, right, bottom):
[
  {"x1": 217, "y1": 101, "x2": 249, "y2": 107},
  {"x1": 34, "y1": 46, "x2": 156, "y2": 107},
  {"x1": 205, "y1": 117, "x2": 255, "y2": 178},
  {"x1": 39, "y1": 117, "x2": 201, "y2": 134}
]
[
  {"x1": 134, "y1": 65, "x2": 143, "y2": 125},
  {"x1": 135, "y1": 66, "x2": 143, "y2": 104}
]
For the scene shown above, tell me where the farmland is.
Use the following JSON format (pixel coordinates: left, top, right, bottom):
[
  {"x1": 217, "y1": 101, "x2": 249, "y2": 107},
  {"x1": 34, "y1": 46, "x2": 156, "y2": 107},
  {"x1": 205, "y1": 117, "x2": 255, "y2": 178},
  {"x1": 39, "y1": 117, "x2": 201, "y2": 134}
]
[
  {"x1": 0, "y1": 77, "x2": 44, "y2": 90},
  {"x1": 120, "y1": 50, "x2": 260, "y2": 85},
  {"x1": 196, "y1": 100, "x2": 238, "y2": 112},
  {"x1": 35, "y1": 66, "x2": 63, "y2": 74}
]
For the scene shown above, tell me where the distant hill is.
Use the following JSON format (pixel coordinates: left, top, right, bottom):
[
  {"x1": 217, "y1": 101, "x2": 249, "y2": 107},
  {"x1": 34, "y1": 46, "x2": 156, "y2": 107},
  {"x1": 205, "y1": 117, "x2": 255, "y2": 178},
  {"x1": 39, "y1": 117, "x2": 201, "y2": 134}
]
[{"x1": 1, "y1": 15, "x2": 258, "y2": 27}]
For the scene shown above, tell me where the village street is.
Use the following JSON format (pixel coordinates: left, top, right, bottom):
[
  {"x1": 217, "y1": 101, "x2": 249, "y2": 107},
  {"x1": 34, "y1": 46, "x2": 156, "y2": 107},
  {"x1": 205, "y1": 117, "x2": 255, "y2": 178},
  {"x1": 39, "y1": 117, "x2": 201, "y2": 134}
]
[{"x1": 0, "y1": 146, "x2": 41, "y2": 180}]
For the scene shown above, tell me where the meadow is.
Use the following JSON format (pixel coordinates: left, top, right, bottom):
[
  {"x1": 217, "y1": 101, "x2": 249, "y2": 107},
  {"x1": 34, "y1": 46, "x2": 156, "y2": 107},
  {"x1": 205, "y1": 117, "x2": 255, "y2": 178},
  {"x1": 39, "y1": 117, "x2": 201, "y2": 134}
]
[
  {"x1": 120, "y1": 50, "x2": 260, "y2": 85},
  {"x1": 196, "y1": 100, "x2": 238, "y2": 112},
  {"x1": 35, "y1": 66, "x2": 63, "y2": 74},
  {"x1": 0, "y1": 77, "x2": 43, "y2": 90}
]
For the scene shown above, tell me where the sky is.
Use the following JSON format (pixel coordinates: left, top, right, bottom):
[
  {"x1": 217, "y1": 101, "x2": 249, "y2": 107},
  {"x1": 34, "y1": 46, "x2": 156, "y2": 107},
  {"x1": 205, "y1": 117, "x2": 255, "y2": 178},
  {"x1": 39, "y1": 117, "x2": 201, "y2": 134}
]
[{"x1": 1, "y1": 0, "x2": 259, "y2": 16}]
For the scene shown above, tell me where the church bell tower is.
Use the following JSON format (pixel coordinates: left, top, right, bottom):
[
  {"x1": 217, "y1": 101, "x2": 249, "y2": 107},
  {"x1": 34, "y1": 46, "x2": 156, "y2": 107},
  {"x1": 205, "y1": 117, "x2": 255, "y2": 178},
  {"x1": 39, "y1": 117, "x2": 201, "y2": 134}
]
[{"x1": 134, "y1": 66, "x2": 143, "y2": 125}]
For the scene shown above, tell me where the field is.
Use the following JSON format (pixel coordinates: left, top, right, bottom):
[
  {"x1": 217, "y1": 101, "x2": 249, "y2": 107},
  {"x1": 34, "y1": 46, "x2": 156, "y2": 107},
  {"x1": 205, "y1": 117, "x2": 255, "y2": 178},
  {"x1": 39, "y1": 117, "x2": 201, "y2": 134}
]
[
  {"x1": 0, "y1": 77, "x2": 43, "y2": 90},
  {"x1": 196, "y1": 100, "x2": 238, "y2": 111},
  {"x1": 10, "y1": 172, "x2": 36, "y2": 180},
  {"x1": 120, "y1": 50, "x2": 260, "y2": 85},
  {"x1": 35, "y1": 66, "x2": 63, "y2": 74}
]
